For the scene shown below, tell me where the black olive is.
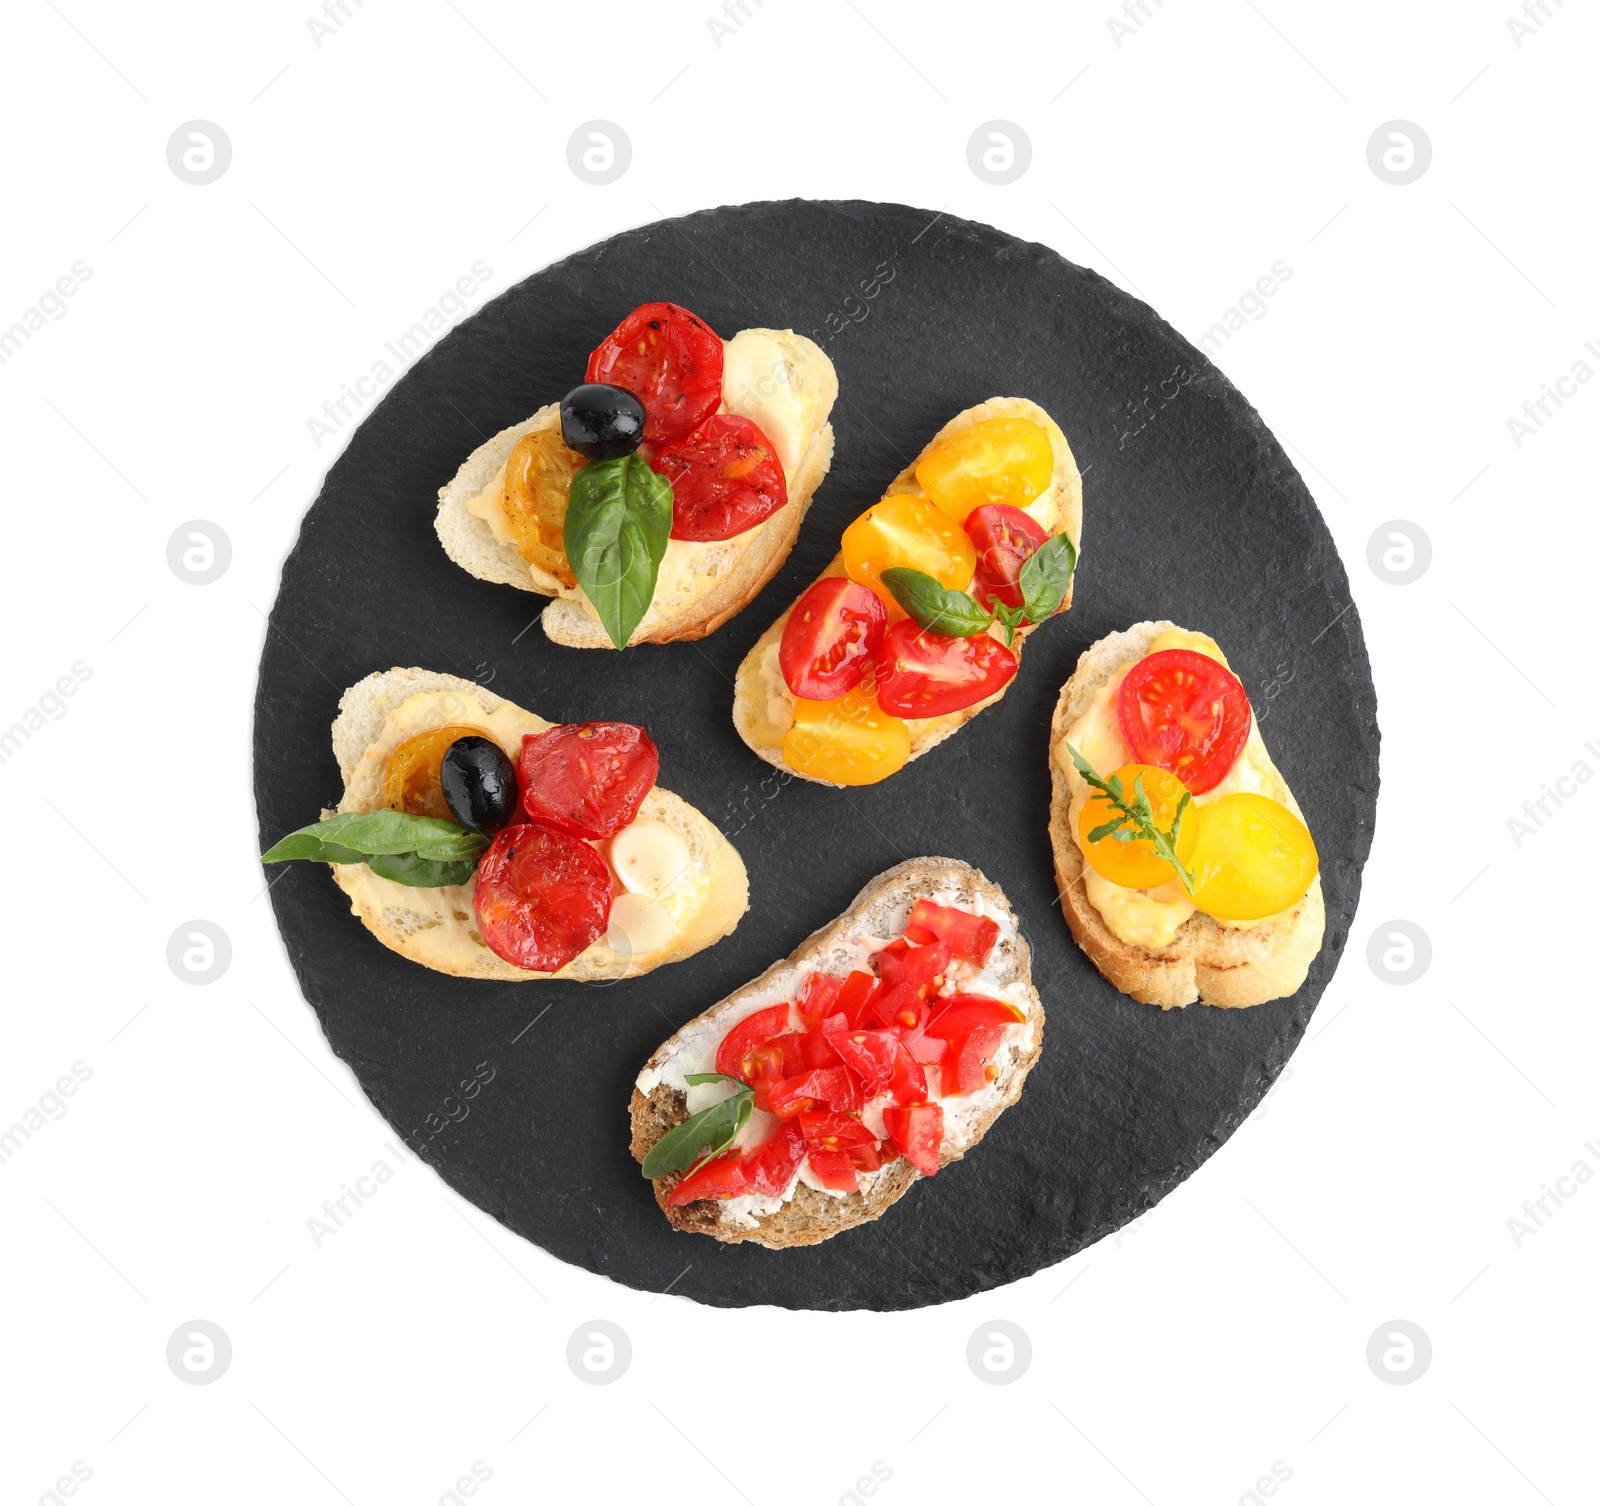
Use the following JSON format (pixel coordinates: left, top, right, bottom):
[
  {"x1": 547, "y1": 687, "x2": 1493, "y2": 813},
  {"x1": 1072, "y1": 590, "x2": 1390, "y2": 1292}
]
[
  {"x1": 440, "y1": 736, "x2": 519, "y2": 834},
  {"x1": 560, "y1": 383, "x2": 647, "y2": 460}
]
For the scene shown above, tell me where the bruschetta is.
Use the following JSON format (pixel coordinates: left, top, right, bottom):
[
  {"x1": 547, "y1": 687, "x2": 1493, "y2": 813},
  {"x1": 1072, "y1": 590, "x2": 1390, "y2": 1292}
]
[
  {"x1": 435, "y1": 301, "x2": 838, "y2": 649},
  {"x1": 732, "y1": 398, "x2": 1082, "y2": 785},
  {"x1": 630, "y1": 858, "x2": 1043, "y2": 1248},
  {"x1": 261, "y1": 668, "x2": 748, "y2": 981},
  {"x1": 1048, "y1": 623, "x2": 1324, "y2": 1008}
]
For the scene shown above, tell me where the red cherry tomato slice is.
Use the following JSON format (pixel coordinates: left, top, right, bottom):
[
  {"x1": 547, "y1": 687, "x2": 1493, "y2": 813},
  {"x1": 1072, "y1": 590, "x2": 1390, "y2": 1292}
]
[
  {"x1": 882, "y1": 1102, "x2": 943, "y2": 1176},
  {"x1": 903, "y1": 899, "x2": 1000, "y2": 964},
  {"x1": 779, "y1": 577, "x2": 888, "y2": 700},
  {"x1": 667, "y1": 1150, "x2": 746, "y2": 1205},
  {"x1": 873, "y1": 620, "x2": 1019, "y2": 720},
  {"x1": 965, "y1": 504, "x2": 1049, "y2": 612},
  {"x1": 805, "y1": 1147, "x2": 859, "y2": 1193},
  {"x1": 741, "y1": 1121, "x2": 806, "y2": 1195},
  {"x1": 473, "y1": 823, "x2": 613, "y2": 973},
  {"x1": 654, "y1": 414, "x2": 788, "y2": 541},
  {"x1": 925, "y1": 995, "x2": 1025, "y2": 1039},
  {"x1": 518, "y1": 723, "x2": 658, "y2": 840},
  {"x1": 585, "y1": 301, "x2": 723, "y2": 445},
  {"x1": 713, "y1": 1004, "x2": 793, "y2": 1081},
  {"x1": 1116, "y1": 649, "x2": 1251, "y2": 795}
]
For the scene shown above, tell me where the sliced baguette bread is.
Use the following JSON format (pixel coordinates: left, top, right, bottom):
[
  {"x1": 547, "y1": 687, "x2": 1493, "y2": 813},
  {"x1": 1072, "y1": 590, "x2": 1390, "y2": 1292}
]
[
  {"x1": 630, "y1": 858, "x2": 1044, "y2": 1248},
  {"x1": 1048, "y1": 622, "x2": 1325, "y2": 1009},
  {"x1": 732, "y1": 396, "x2": 1082, "y2": 786},
  {"x1": 435, "y1": 328, "x2": 837, "y2": 647},
  {"x1": 325, "y1": 668, "x2": 748, "y2": 981}
]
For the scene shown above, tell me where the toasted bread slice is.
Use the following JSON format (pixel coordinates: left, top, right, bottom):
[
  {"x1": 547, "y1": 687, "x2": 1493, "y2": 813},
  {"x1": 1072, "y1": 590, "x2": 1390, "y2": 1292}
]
[
  {"x1": 435, "y1": 328, "x2": 838, "y2": 647},
  {"x1": 325, "y1": 668, "x2": 748, "y2": 981},
  {"x1": 1048, "y1": 622, "x2": 1325, "y2": 1009},
  {"x1": 630, "y1": 858, "x2": 1044, "y2": 1248},
  {"x1": 732, "y1": 397, "x2": 1082, "y2": 786}
]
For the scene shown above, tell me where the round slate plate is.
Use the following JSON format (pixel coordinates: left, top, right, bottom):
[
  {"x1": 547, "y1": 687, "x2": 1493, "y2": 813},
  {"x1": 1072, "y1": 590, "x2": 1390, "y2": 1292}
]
[{"x1": 254, "y1": 200, "x2": 1379, "y2": 1312}]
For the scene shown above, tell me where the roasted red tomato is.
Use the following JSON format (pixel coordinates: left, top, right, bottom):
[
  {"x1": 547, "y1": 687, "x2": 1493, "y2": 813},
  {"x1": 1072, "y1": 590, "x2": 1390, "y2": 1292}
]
[
  {"x1": 666, "y1": 1150, "x2": 746, "y2": 1205},
  {"x1": 778, "y1": 577, "x2": 888, "y2": 700},
  {"x1": 873, "y1": 620, "x2": 1019, "y2": 720},
  {"x1": 585, "y1": 301, "x2": 723, "y2": 445},
  {"x1": 882, "y1": 1102, "x2": 943, "y2": 1176},
  {"x1": 925, "y1": 995, "x2": 1025, "y2": 1038},
  {"x1": 713, "y1": 1004, "x2": 793, "y2": 1081},
  {"x1": 1116, "y1": 648, "x2": 1251, "y2": 794},
  {"x1": 804, "y1": 1147, "x2": 858, "y2": 1192},
  {"x1": 473, "y1": 823, "x2": 613, "y2": 972},
  {"x1": 518, "y1": 723, "x2": 658, "y2": 839},
  {"x1": 965, "y1": 504, "x2": 1049, "y2": 613},
  {"x1": 741, "y1": 1121, "x2": 806, "y2": 1195},
  {"x1": 876, "y1": 936, "x2": 950, "y2": 994},
  {"x1": 903, "y1": 899, "x2": 1000, "y2": 964},
  {"x1": 654, "y1": 414, "x2": 788, "y2": 541}
]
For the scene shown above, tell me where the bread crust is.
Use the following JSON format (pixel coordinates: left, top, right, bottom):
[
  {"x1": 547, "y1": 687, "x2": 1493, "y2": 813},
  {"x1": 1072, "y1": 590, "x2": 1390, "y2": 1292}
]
[
  {"x1": 732, "y1": 396, "x2": 1083, "y2": 787},
  {"x1": 325, "y1": 668, "x2": 749, "y2": 982},
  {"x1": 1047, "y1": 622, "x2": 1325, "y2": 1009},
  {"x1": 434, "y1": 329, "x2": 838, "y2": 647},
  {"x1": 629, "y1": 858, "x2": 1044, "y2": 1248}
]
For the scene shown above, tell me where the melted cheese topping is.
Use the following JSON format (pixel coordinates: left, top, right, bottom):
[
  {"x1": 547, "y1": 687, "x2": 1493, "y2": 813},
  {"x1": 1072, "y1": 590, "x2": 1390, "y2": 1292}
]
[{"x1": 1058, "y1": 630, "x2": 1290, "y2": 948}]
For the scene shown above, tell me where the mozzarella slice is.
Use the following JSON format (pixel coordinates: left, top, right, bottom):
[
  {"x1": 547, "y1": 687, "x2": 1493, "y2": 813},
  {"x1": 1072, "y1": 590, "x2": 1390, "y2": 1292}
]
[
  {"x1": 606, "y1": 892, "x2": 676, "y2": 957},
  {"x1": 609, "y1": 819, "x2": 692, "y2": 899},
  {"x1": 722, "y1": 330, "x2": 805, "y2": 473}
]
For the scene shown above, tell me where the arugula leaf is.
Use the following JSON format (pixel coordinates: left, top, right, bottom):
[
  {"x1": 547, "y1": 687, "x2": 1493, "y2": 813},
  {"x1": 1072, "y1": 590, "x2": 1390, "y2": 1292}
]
[
  {"x1": 639, "y1": 1077, "x2": 755, "y2": 1180},
  {"x1": 261, "y1": 810, "x2": 488, "y2": 889},
  {"x1": 880, "y1": 567, "x2": 995, "y2": 637},
  {"x1": 563, "y1": 454, "x2": 674, "y2": 650},
  {"x1": 1066, "y1": 742, "x2": 1197, "y2": 896},
  {"x1": 1018, "y1": 532, "x2": 1077, "y2": 623}
]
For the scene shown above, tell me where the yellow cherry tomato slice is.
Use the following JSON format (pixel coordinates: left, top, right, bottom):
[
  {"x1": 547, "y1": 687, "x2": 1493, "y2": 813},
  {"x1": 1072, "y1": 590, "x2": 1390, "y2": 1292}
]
[
  {"x1": 1077, "y1": 764, "x2": 1198, "y2": 890},
  {"x1": 913, "y1": 417, "x2": 1054, "y2": 523},
  {"x1": 841, "y1": 494, "x2": 976, "y2": 617},
  {"x1": 1187, "y1": 794, "x2": 1318, "y2": 922},
  {"x1": 503, "y1": 428, "x2": 585, "y2": 587},
  {"x1": 382, "y1": 725, "x2": 482, "y2": 820},
  {"x1": 783, "y1": 687, "x2": 910, "y2": 786}
]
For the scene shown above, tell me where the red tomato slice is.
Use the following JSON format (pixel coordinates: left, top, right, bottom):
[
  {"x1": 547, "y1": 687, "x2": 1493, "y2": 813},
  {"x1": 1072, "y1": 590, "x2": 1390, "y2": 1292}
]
[
  {"x1": 873, "y1": 619, "x2": 1019, "y2": 720},
  {"x1": 797, "y1": 1111, "x2": 877, "y2": 1149},
  {"x1": 1116, "y1": 648, "x2": 1251, "y2": 795},
  {"x1": 830, "y1": 1032, "x2": 899, "y2": 1098},
  {"x1": 965, "y1": 504, "x2": 1050, "y2": 613},
  {"x1": 518, "y1": 723, "x2": 658, "y2": 840},
  {"x1": 882, "y1": 1102, "x2": 943, "y2": 1176},
  {"x1": 655, "y1": 413, "x2": 788, "y2": 541},
  {"x1": 713, "y1": 1004, "x2": 793, "y2": 1081},
  {"x1": 925, "y1": 995, "x2": 1025, "y2": 1039},
  {"x1": 876, "y1": 936, "x2": 950, "y2": 995},
  {"x1": 741, "y1": 1121, "x2": 806, "y2": 1196},
  {"x1": 778, "y1": 578, "x2": 888, "y2": 700},
  {"x1": 834, "y1": 971, "x2": 881, "y2": 1029},
  {"x1": 796, "y1": 971, "x2": 844, "y2": 1025},
  {"x1": 805, "y1": 1148, "x2": 859, "y2": 1193},
  {"x1": 943, "y1": 1027, "x2": 1008, "y2": 1096},
  {"x1": 585, "y1": 301, "x2": 723, "y2": 445},
  {"x1": 904, "y1": 899, "x2": 1001, "y2": 965},
  {"x1": 473, "y1": 823, "x2": 613, "y2": 972},
  {"x1": 666, "y1": 1150, "x2": 746, "y2": 1205},
  {"x1": 768, "y1": 1068, "x2": 857, "y2": 1119}
]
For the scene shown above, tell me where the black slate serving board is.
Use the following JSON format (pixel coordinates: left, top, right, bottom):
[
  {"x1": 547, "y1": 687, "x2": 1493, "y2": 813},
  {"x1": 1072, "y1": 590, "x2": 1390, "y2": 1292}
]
[{"x1": 253, "y1": 200, "x2": 1379, "y2": 1311}]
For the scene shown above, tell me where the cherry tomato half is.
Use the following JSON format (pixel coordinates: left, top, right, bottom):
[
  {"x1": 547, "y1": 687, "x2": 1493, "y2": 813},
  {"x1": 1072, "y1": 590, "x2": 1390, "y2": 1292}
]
[
  {"x1": 586, "y1": 302, "x2": 723, "y2": 445},
  {"x1": 1117, "y1": 649, "x2": 1252, "y2": 795},
  {"x1": 914, "y1": 417, "x2": 1055, "y2": 523},
  {"x1": 782, "y1": 686, "x2": 910, "y2": 786},
  {"x1": 1187, "y1": 793, "x2": 1318, "y2": 922},
  {"x1": 873, "y1": 619, "x2": 1018, "y2": 720},
  {"x1": 779, "y1": 577, "x2": 887, "y2": 700},
  {"x1": 518, "y1": 723, "x2": 659, "y2": 840},
  {"x1": 965, "y1": 504, "x2": 1049, "y2": 613},
  {"x1": 473, "y1": 823, "x2": 613, "y2": 973},
  {"x1": 654, "y1": 413, "x2": 789, "y2": 541},
  {"x1": 1077, "y1": 763, "x2": 1199, "y2": 890},
  {"x1": 841, "y1": 493, "x2": 976, "y2": 617}
]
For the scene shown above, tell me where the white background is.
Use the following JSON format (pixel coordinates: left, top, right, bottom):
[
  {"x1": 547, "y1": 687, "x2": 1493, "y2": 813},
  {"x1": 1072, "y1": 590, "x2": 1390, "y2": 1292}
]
[{"x1": 3, "y1": 1, "x2": 1597, "y2": 1502}]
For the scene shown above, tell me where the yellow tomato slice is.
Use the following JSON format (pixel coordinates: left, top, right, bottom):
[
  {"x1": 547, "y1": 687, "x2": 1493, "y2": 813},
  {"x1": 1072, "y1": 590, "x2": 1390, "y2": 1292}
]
[
  {"x1": 841, "y1": 494, "x2": 976, "y2": 617},
  {"x1": 1187, "y1": 794, "x2": 1318, "y2": 922},
  {"x1": 382, "y1": 725, "x2": 482, "y2": 820},
  {"x1": 1077, "y1": 764, "x2": 1198, "y2": 890},
  {"x1": 913, "y1": 417, "x2": 1054, "y2": 523},
  {"x1": 783, "y1": 687, "x2": 910, "y2": 786}
]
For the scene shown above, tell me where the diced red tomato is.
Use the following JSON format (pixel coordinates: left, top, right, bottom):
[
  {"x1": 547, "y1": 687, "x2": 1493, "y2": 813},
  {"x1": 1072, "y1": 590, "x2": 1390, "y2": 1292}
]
[
  {"x1": 799, "y1": 1030, "x2": 841, "y2": 1071},
  {"x1": 882, "y1": 1102, "x2": 944, "y2": 1176},
  {"x1": 888, "y1": 1042, "x2": 928, "y2": 1104},
  {"x1": 865, "y1": 982, "x2": 922, "y2": 1031},
  {"x1": 876, "y1": 936, "x2": 951, "y2": 994},
  {"x1": 830, "y1": 1032, "x2": 899, "y2": 1097},
  {"x1": 904, "y1": 900, "x2": 1001, "y2": 965},
  {"x1": 818, "y1": 1011, "x2": 850, "y2": 1034},
  {"x1": 805, "y1": 1148, "x2": 858, "y2": 1193},
  {"x1": 846, "y1": 1140, "x2": 890, "y2": 1172},
  {"x1": 768, "y1": 1068, "x2": 858, "y2": 1119},
  {"x1": 925, "y1": 995, "x2": 1025, "y2": 1039},
  {"x1": 835, "y1": 971, "x2": 881, "y2": 1029},
  {"x1": 666, "y1": 1151, "x2": 746, "y2": 1205},
  {"x1": 741, "y1": 1121, "x2": 806, "y2": 1196},
  {"x1": 714, "y1": 1004, "x2": 793, "y2": 1080},
  {"x1": 796, "y1": 972, "x2": 843, "y2": 1026},
  {"x1": 797, "y1": 1111, "x2": 877, "y2": 1149},
  {"x1": 943, "y1": 1027, "x2": 1008, "y2": 1095},
  {"x1": 906, "y1": 1031, "x2": 947, "y2": 1065}
]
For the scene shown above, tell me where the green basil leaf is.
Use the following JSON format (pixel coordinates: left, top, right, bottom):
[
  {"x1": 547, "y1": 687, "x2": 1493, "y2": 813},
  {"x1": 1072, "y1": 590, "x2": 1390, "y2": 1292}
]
[
  {"x1": 1019, "y1": 532, "x2": 1078, "y2": 623},
  {"x1": 563, "y1": 454, "x2": 674, "y2": 650},
  {"x1": 880, "y1": 567, "x2": 995, "y2": 637},
  {"x1": 366, "y1": 852, "x2": 480, "y2": 888},
  {"x1": 640, "y1": 1082, "x2": 754, "y2": 1180},
  {"x1": 262, "y1": 810, "x2": 488, "y2": 865}
]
